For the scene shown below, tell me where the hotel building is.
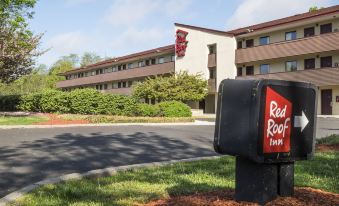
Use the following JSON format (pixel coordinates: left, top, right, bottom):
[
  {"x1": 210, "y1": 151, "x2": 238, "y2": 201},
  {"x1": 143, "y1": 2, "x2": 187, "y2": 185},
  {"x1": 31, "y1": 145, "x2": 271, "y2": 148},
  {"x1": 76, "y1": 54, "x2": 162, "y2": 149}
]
[{"x1": 57, "y1": 5, "x2": 339, "y2": 115}]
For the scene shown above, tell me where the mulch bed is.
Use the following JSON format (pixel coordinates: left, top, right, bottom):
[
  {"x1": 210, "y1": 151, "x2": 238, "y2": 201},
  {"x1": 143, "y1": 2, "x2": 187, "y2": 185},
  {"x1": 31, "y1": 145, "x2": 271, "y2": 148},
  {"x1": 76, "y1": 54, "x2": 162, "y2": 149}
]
[
  {"x1": 33, "y1": 114, "x2": 89, "y2": 125},
  {"x1": 143, "y1": 187, "x2": 339, "y2": 206},
  {"x1": 316, "y1": 144, "x2": 339, "y2": 152}
]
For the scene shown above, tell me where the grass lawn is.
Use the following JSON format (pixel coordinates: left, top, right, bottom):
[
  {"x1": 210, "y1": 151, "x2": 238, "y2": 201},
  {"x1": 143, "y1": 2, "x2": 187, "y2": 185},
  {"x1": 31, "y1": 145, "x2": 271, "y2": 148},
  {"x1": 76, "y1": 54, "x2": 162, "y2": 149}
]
[
  {"x1": 0, "y1": 115, "x2": 48, "y2": 125},
  {"x1": 11, "y1": 136, "x2": 339, "y2": 206}
]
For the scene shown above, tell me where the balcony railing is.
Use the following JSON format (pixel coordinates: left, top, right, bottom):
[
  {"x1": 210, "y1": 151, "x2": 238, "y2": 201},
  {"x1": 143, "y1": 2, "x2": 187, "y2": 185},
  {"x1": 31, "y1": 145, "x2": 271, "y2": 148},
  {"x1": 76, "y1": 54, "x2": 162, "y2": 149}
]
[
  {"x1": 208, "y1": 78, "x2": 216, "y2": 93},
  {"x1": 236, "y1": 67, "x2": 339, "y2": 87},
  {"x1": 235, "y1": 32, "x2": 339, "y2": 64},
  {"x1": 57, "y1": 61, "x2": 175, "y2": 88},
  {"x1": 208, "y1": 53, "x2": 216, "y2": 68}
]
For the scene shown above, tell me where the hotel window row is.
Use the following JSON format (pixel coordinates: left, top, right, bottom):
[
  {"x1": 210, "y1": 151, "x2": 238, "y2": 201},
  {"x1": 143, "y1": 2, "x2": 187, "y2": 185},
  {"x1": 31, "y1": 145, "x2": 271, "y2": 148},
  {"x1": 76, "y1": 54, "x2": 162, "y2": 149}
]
[
  {"x1": 65, "y1": 55, "x2": 175, "y2": 80},
  {"x1": 237, "y1": 22, "x2": 334, "y2": 49},
  {"x1": 237, "y1": 55, "x2": 336, "y2": 76}
]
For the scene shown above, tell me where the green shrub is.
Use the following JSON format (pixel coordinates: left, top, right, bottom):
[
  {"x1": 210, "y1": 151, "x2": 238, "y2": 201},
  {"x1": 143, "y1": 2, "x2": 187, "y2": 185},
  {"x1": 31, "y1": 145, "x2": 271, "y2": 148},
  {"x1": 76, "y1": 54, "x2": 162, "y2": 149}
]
[
  {"x1": 0, "y1": 95, "x2": 21, "y2": 111},
  {"x1": 95, "y1": 94, "x2": 137, "y2": 116},
  {"x1": 69, "y1": 89, "x2": 102, "y2": 114},
  {"x1": 136, "y1": 103, "x2": 160, "y2": 117},
  {"x1": 19, "y1": 93, "x2": 42, "y2": 112},
  {"x1": 157, "y1": 101, "x2": 192, "y2": 117},
  {"x1": 39, "y1": 89, "x2": 71, "y2": 113},
  {"x1": 15, "y1": 88, "x2": 192, "y2": 117}
]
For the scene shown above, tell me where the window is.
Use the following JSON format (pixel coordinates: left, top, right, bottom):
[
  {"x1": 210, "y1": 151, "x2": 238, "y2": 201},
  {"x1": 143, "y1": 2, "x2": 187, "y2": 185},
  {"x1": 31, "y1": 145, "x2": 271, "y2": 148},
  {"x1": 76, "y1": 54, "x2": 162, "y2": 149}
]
[
  {"x1": 151, "y1": 59, "x2": 156, "y2": 65},
  {"x1": 304, "y1": 58, "x2": 315, "y2": 69},
  {"x1": 259, "y1": 36, "x2": 270, "y2": 45},
  {"x1": 128, "y1": 63, "x2": 133, "y2": 69},
  {"x1": 209, "y1": 68, "x2": 216, "y2": 79},
  {"x1": 171, "y1": 55, "x2": 175, "y2": 62},
  {"x1": 96, "y1": 85, "x2": 103, "y2": 90},
  {"x1": 96, "y1": 69, "x2": 103, "y2": 75},
  {"x1": 122, "y1": 64, "x2": 126, "y2": 70},
  {"x1": 138, "y1": 61, "x2": 144, "y2": 67},
  {"x1": 159, "y1": 57, "x2": 165, "y2": 64},
  {"x1": 103, "y1": 84, "x2": 108, "y2": 90},
  {"x1": 91, "y1": 71, "x2": 95, "y2": 76},
  {"x1": 128, "y1": 81, "x2": 133, "y2": 87},
  {"x1": 320, "y1": 23, "x2": 332, "y2": 34},
  {"x1": 122, "y1": 82, "x2": 127, "y2": 88},
  {"x1": 304, "y1": 27, "x2": 315, "y2": 37},
  {"x1": 112, "y1": 82, "x2": 118, "y2": 89},
  {"x1": 260, "y1": 64, "x2": 270, "y2": 74},
  {"x1": 237, "y1": 67, "x2": 243, "y2": 76},
  {"x1": 208, "y1": 45, "x2": 216, "y2": 54},
  {"x1": 237, "y1": 41, "x2": 242, "y2": 49},
  {"x1": 112, "y1": 66, "x2": 118, "y2": 72},
  {"x1": 245, "y1": 39, "x2": 254, "y2": 48},
  {"x1": 118, "y1": 65, "x2": 121, "y2": 71},
  {"x1": 145, "y1": 60, "x2": 150, "y2": 66},
  {"x1": 246, "y1": 66, "x2": 254, "y2": 75},
  {"x1": 320, "y1": 56, "x2": 332, "y2": 68},
  {"x1": 285, "y1": 31, "x2": 297, "y2": 41},
  {"x1": 151, "y1": 99, "x2": 156, "y2": 105},
  {"x1": 118, "y1": 82, "x2": 122, "y2": 88},
  {"x1": 285, "y1": 61, "x2": 297, "y2": 71},
  {"x1": 78, "y1": 73, "x2": 83, "y2": 78}
]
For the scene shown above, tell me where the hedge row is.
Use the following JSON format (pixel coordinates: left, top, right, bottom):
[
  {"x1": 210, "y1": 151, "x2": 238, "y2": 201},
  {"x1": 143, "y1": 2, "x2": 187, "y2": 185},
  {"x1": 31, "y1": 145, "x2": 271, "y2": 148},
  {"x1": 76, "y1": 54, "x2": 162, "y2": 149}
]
[
  {"x1": 0, "y1": 89, "x2": 192, "y2": 117},
  {"x1": 0, "y1": 95, "x2": 21, "y2": 111}
]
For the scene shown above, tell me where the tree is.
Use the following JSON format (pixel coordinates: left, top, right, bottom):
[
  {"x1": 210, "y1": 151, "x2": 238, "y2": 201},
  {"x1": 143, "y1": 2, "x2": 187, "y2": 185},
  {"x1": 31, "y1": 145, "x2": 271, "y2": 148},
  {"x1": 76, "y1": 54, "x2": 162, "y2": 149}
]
[
  {"x1": 0, "y1": 0, "x2": 43, "y2": 83},
  {"x1": 132, "y1": 71, "x2": 208, "y2": 103},
  {"x1": 80, "y1": 52, "x2": 102, "y2": 67},
  {"x1": 309, "y1": 6, "x2": 323, "y2": 12}
]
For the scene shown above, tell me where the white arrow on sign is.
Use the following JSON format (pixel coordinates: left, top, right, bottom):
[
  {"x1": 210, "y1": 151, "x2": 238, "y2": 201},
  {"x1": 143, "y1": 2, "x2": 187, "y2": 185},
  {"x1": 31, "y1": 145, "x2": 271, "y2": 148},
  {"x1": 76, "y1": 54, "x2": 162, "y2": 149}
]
[{"x1": 294, "y1": 111, "x2": 309, "y2": 132}]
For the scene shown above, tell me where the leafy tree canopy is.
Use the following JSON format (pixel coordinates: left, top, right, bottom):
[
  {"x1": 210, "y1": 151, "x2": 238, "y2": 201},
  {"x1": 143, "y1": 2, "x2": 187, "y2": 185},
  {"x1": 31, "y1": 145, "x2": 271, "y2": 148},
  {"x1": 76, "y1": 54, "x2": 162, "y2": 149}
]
[
  {"x1": 80, "y1": 52, "x2": 102, "y2": 67},
  {"x1": 0, "y1": 0, "x2": 42, "y2": 83},
  {"x1": 132, "y1": 71, "x2": 208, "y2": 102}
]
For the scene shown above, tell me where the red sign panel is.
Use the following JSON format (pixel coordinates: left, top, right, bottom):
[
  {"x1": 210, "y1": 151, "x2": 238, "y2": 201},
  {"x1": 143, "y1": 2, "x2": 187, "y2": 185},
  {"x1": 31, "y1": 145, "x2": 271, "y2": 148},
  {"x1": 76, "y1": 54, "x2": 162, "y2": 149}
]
[
  {"x1": 263, "y1": 87, "x2": 292, "y2": 153},
  {"x1": 176, "y1": 29, "x2": 188, "y2": 57}
]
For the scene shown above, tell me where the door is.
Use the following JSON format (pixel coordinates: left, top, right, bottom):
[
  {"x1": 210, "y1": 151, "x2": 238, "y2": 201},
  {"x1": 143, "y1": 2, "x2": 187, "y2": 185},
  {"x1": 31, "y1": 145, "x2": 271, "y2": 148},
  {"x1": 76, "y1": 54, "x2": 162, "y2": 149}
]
[{"x1": 321, "y1": 89, "x2": 332, "y2": 115}]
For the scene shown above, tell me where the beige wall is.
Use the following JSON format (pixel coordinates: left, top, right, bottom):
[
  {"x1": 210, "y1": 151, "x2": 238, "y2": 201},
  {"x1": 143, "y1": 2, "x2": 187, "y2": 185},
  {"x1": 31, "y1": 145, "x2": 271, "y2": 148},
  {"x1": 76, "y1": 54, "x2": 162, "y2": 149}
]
[
  {"x1": 238, "y1": 52, "x2": 339, "y2": 75},
  {"x1": 237, "y1": 18, "x2": 339, "y2": 47},
  {"x1": 174, "y1": 26, "x2": 237, "y2": 89}
]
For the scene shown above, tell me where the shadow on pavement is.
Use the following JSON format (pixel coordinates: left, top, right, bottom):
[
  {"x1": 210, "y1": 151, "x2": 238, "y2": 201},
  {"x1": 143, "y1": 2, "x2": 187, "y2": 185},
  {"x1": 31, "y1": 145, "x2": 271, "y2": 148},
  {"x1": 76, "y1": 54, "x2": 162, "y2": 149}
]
[{"x1": 0, "y1": 131, "x2": 216, "y2": 197}]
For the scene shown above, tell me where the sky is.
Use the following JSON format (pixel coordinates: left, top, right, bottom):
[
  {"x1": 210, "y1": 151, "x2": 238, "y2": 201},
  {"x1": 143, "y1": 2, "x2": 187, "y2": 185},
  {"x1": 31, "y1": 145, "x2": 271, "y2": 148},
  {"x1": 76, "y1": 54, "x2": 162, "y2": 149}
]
[{"x1": 29, "y1": 0, "x2": 338, "y2": 67}]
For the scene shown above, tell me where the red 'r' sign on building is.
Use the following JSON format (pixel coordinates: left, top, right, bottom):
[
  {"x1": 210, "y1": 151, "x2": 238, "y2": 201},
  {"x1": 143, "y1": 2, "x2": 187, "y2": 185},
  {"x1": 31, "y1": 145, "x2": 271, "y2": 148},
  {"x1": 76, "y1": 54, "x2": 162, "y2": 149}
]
[
  {"x1": 176, "y1": 29, "x2": 188, "y2": 57},
  {"x1": 263, "y1": 87, "x2": 292, "y2": 153}
]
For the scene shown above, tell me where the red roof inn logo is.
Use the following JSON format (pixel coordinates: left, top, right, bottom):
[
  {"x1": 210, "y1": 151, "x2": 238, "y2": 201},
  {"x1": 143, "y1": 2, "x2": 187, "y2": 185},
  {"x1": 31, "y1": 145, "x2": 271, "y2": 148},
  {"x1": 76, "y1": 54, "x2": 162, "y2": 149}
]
[
  {"x1": 175, "y1": 29, "x2": 188, "y2": 57},
  {"x1": 263, "y1": 87, "x2": 292, "y2": 153}
]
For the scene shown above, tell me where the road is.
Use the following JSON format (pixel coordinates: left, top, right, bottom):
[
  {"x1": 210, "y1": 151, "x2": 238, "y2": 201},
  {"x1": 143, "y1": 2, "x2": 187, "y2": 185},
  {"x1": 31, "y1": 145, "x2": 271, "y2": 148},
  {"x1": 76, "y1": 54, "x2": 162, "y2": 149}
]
[
  {"x1": 0, "y1": 117, "x2": 338, "y2": 198},
  {"x1": 0, "y1": 125, "x2": 216, "y2": 198}
]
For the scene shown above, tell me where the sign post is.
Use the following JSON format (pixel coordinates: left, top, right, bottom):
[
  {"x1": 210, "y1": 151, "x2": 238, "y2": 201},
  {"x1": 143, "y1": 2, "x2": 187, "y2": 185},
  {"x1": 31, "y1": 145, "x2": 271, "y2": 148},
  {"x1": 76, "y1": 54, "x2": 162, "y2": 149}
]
[{"x1": 214, "y1": 79, "x2": 317, "y2": 205}]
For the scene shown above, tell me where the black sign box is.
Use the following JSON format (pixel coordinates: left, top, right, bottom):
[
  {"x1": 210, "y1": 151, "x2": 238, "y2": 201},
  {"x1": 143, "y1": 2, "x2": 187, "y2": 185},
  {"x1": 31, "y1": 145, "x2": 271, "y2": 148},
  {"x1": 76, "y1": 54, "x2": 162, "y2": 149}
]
[{"x1": 214, "y1": 79, "x2": 317, "y2": 163}]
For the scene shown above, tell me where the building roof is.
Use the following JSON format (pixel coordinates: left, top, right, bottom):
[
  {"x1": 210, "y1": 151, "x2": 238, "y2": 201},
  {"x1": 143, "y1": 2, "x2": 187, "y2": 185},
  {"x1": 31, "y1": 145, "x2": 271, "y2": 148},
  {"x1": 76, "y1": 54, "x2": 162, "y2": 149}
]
[
  {"x1": 227, "y1": 5, "x2": 339, "y2": 35},
  {"x1": 174, "y1": 23, "x2": 233, "y2": 36},
  {"x1": 61, "y1": 44, "x2": 175, "y2": 75}
]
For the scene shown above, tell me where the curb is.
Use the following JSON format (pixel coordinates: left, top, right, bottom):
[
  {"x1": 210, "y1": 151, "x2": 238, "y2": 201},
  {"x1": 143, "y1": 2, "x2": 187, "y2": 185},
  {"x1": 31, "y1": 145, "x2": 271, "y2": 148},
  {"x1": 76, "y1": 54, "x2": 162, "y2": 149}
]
[
  {"x1": 0, "y1": 156, "x2": 220, "y2": 206},
  {"x1": 0, "y1": 121, "x2": 215, "y2": 129}
]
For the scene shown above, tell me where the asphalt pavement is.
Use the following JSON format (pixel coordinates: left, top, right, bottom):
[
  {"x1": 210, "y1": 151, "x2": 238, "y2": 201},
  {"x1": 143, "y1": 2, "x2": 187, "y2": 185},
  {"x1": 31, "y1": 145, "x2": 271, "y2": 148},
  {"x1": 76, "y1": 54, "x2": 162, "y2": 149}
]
[{"x1": 0, "y1": 125, "x2": 216, "y2": 198}]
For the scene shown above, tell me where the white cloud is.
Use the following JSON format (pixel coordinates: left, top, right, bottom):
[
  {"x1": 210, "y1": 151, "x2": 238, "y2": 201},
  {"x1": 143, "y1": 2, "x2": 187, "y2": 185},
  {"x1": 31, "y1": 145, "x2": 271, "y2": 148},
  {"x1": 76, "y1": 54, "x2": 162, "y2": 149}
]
[
  {"x1": 110, "y1": 27, "x2": 168, "y2": 50},
  {"x1": 226, "y1": 0, "x2": 334, "y2": 30},
  {"x1": 104, "y1": 0, "x2": 192, "y2": 26},
  {"x1": 104, "y1": 0, "x2": 159, "y2": 26},
  {"x1": 38, "y1": 32, "x2": 90, "y2": 66}
]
